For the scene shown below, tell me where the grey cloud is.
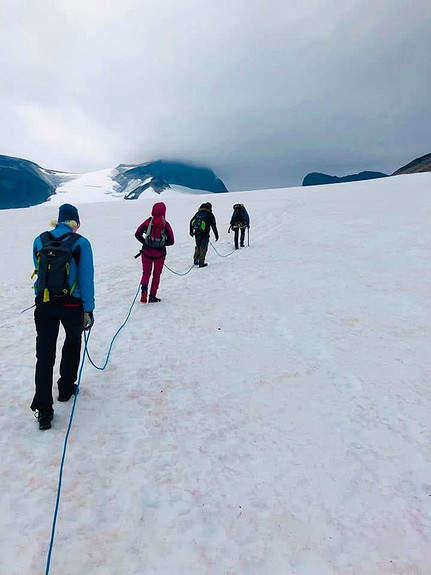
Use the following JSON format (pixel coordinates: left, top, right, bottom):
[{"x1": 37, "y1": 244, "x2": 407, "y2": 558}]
[{"x1": 1, "y1": 0, "x2": 430, "y2": 188}]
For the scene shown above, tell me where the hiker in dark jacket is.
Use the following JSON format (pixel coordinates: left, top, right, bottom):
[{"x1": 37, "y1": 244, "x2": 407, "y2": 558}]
[
  {"x1": 30, "y1": 203, "x2": 95, "y2": 430},
  {"x1": 228, "y1": 203, "x2": 250, "y2": 249},
  {"x1": 135, "y1": 201, "x2": 175, "y2": 303},
  {"x1": 189, "y1": 202, "x2": 219, "y2": 267}
]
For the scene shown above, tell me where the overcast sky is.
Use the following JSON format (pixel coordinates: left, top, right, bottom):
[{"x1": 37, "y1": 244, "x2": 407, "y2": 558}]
[{"x1": 1, "y1": 0, "x2": 430, "y2": 189}]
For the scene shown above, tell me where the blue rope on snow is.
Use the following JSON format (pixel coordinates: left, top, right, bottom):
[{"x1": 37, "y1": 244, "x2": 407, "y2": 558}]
[
  {"x1": 163, "y1": 262, "x2": 195, "y2": 276},
  {"x1": 43, "y1": 239, "x2": 237, "y2": 571},
  {"x1": 84, "y1": 284, "x2": 140, "y2": 370},
  {"x1": 42, "y1": 234, "x2": 244, "y2": 572},
  {"x1": 209, "y1": 241, "x2": 236, "y2": 258},
  {"x1": 44, "y1": 339, "x2": 87, "y2": 575},
  {"x1": 44, "y1": 284, "x2": 140, "y2": 574}
]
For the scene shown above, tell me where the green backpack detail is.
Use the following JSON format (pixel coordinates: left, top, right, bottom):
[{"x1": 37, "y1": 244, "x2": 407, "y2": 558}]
[{"x1": 192, "y1": 212, "x2": 207, "y2": 232}]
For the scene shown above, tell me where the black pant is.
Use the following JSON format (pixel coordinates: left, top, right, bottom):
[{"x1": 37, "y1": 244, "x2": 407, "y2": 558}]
[
  {"x1": 31, "y1": 302, "x2": 84, "y2": 411},
  {"x1": 233, "y1": 227, "x2": 246, "y2": 248},
  {"x1": 193, "y1": 235, "x2": 209, "y2": 266}
]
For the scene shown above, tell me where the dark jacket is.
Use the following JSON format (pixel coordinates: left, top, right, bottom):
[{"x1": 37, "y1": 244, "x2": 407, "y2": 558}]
[
  {"x1": 230, "y1": 205, "x2": 250, "y2": 229},
  {"x1": 190, "y1": 207, "x2": 219, "y2": 240}
]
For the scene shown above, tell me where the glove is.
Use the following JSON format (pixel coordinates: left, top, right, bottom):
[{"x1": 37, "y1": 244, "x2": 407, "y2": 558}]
[
  {"x1": 228, "y1": 227, "x2": 231, "y2": 233},
  {"x1": 189, "y1": 231, "x2": 194, "y2": 237},
  {"x1": 83, "y1": 311, "x2": 94, "y2": 331},
  {"x1": 215, "y1": 237, "x2": 219, "y2": 242}
]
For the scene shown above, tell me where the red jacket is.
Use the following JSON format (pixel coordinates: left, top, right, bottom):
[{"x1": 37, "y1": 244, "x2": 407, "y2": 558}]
[{"x1": 135, "y1": 202, "x2": 175, "y2": 258}]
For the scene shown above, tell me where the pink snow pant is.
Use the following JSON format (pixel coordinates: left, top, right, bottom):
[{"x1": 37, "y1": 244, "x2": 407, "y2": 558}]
[{"x1": 140, "y1": 254, "x2": 165, "y2": 297}]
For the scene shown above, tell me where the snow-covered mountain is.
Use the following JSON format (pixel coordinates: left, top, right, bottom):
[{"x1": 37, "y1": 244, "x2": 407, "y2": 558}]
[
  {"x1": 48, "y1": 168, "x2": 218, "y2": 206},
  {"x1": 1, "y1": 172, "x2": 430, "y2": 574},
  {"x1": 0, "y1": 156, "x2": 228, "y2": 209}
]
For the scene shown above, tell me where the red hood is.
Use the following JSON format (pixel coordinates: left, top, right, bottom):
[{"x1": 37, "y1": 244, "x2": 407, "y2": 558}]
[{"x1": 152, "y1": 202, "x2": 166, "y2": 217}]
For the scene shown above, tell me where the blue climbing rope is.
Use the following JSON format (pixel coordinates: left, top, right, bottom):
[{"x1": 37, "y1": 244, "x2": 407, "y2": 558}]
[
  {"x1": 44, "y1": 284, "x2": 140, "y2": 573},
  {"x1": 163, "y1": 262, "x2": 195, "y2": 276},
  {"x1": 43, "y1": 240, "x2": 238, "y2": 571},
  {"x1": 209, "y1": 241, "x2": 237, "y2": 258},
  {"x1": 44, "y1": 338, "x2": 87, "y2": 575},
  {"x1": 84, "y1": 284, "x2": 140, "y2": 370}
]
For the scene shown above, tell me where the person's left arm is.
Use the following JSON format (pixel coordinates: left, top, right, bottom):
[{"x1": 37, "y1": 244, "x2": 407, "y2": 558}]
[
  {"x1": 77, "y1": 238, "x2": 95, "y2": 312},
  {"x1": 210, "y1": 214, "x2": 219, "y2": 241},
  {"x1": 165, "y1": 222, "x2": 175, "y2": 246}
]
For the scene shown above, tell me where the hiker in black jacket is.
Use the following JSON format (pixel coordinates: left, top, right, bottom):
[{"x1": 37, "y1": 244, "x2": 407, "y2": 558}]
[
  {"x1": 189, "y1": 202, "x2": 219, "y2": 267},
  {"x1": 228, "y1": 203, "x2": 250, "y2": 249}
]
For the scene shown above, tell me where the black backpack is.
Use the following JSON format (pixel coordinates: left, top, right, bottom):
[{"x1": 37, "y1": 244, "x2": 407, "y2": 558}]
[
  {"x1": 192, "y1": 211, "x2": 207, "y2": 232},
  {"x1": 144, "y1": 217, "x2": 167, "y2": 248},
  {"x1": 34, "y1": 231, "x2": 81, "y2": 302}
]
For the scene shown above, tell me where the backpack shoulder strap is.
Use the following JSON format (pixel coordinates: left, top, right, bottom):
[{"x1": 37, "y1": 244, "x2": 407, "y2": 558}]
[
  {"x1": 145, "y1": 217, "x2": 153, "y2": 238},
  {"x1": 61, "y1": 232, "x2": 81, "y2": 246},
  {"x1": 39, "y1": 231, "x2": 55, "y2": 246},
  {"x1": 40, "y1": 230, "x2": 80, "y2": 246}
]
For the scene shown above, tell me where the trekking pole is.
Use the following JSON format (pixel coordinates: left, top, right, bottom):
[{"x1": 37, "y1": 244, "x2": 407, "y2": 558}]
[{"x1": 247, "y1": 227, "x2": 250, "y2": 247}]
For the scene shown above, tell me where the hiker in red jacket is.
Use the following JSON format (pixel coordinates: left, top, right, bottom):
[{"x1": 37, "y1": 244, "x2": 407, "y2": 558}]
[{"x1": 134, "y1": 202, "x2": 175, "y2": 303}]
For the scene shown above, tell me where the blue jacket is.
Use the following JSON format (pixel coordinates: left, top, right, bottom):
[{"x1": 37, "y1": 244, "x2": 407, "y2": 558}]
[
  {"x1": 33, "y1": 223, "x2": 95, "y2": 312},
  {"x1": 230, "y1": 206, "x2": 250, "y2": 228}
]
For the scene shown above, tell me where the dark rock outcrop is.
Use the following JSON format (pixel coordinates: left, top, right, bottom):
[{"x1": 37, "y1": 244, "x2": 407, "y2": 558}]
[
  {"x1": 302, "y1": 171, "x2": 387, "y2": 187},
  {"x1": 392, "y1": 153, "x2": 431, "y2": 175},
  {"x1": 114, "y1": 160, "x2": 228, "y2": 197},
  {"x1": 124, "y1": 176, "x2": 169, "y2": 199},
  {"x1": 0, "y1": 155, "x2": 60, "y2": 209}
]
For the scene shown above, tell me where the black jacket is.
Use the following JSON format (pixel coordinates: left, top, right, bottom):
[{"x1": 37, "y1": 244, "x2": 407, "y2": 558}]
[{"x1": 190, "y1": 207, "x2": 219, "y2": 240}]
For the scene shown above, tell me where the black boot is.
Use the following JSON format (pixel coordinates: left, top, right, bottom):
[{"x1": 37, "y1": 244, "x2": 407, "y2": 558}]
[
  {"x1": 149, "y1": 295, "x2": 161, "y2": 303},
  {"x1": 58, "y1": 382, "x2": 77, "y2": 402},
  {"x1": 38, "y1": 408, "x2": 54, "y2": 430},
  {"x1": 140, "y1": 284, "x2": 148, "y2": 303}
]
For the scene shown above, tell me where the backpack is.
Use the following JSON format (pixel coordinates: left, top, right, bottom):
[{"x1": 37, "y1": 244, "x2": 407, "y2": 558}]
[
  {"x1": 34, "y1": 231, "x2": 81, "y2": 302},
  {"x1": 144, "y1": 217, "x2": 167, "y2": 248},
  {"x1": 192, "y1": 211, "x2": 207, "y2": 232},
  {"x1": 232, "y1": 205, "x2": 247, "y2": 227}
]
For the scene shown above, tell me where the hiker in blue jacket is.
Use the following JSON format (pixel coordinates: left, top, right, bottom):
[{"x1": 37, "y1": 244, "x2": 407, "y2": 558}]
[
  {"x1": 228, "y1": 203, "x2": 250, "y2": 249},
  {"x1": 30, "y1": 204, "x2": 95, "y2": 430}
]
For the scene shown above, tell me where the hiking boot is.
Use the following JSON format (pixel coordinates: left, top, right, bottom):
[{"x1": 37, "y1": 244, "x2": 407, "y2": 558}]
[
  {"x1": 194, "y1": 259, "x2": 199, "y2": 265},
  {"x1": 58, "y1": 384, "x2": 77, "y2": 402},
  {"x1": 149, "y1": 295, "x2": 161, "y2": 303},
  {"x1": 140, "y1": 284, "x2": 148, "y2": 303},
  {"x1": 240, "y1": 243, "x2": 244, "y2": 247},
  {"x1": 199, "y1": 263, "x2": 208, "y2": 268},
  {"x1": 38, "y1": 409, "x2": 53, "y2": 431}
]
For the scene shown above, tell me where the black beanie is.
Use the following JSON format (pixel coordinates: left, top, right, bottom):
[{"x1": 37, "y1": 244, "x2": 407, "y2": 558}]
[{"x1": 58, "y1": 204, "x2": 80, "y2": 224}]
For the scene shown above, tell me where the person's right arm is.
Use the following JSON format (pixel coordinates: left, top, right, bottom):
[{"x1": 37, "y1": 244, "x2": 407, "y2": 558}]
[
  {"x1": 189, "y1": 215, "x2": 195, "y2": 237},
  {"x1": 135, "y1": 220, "x2": 148, "y2": 243}
]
